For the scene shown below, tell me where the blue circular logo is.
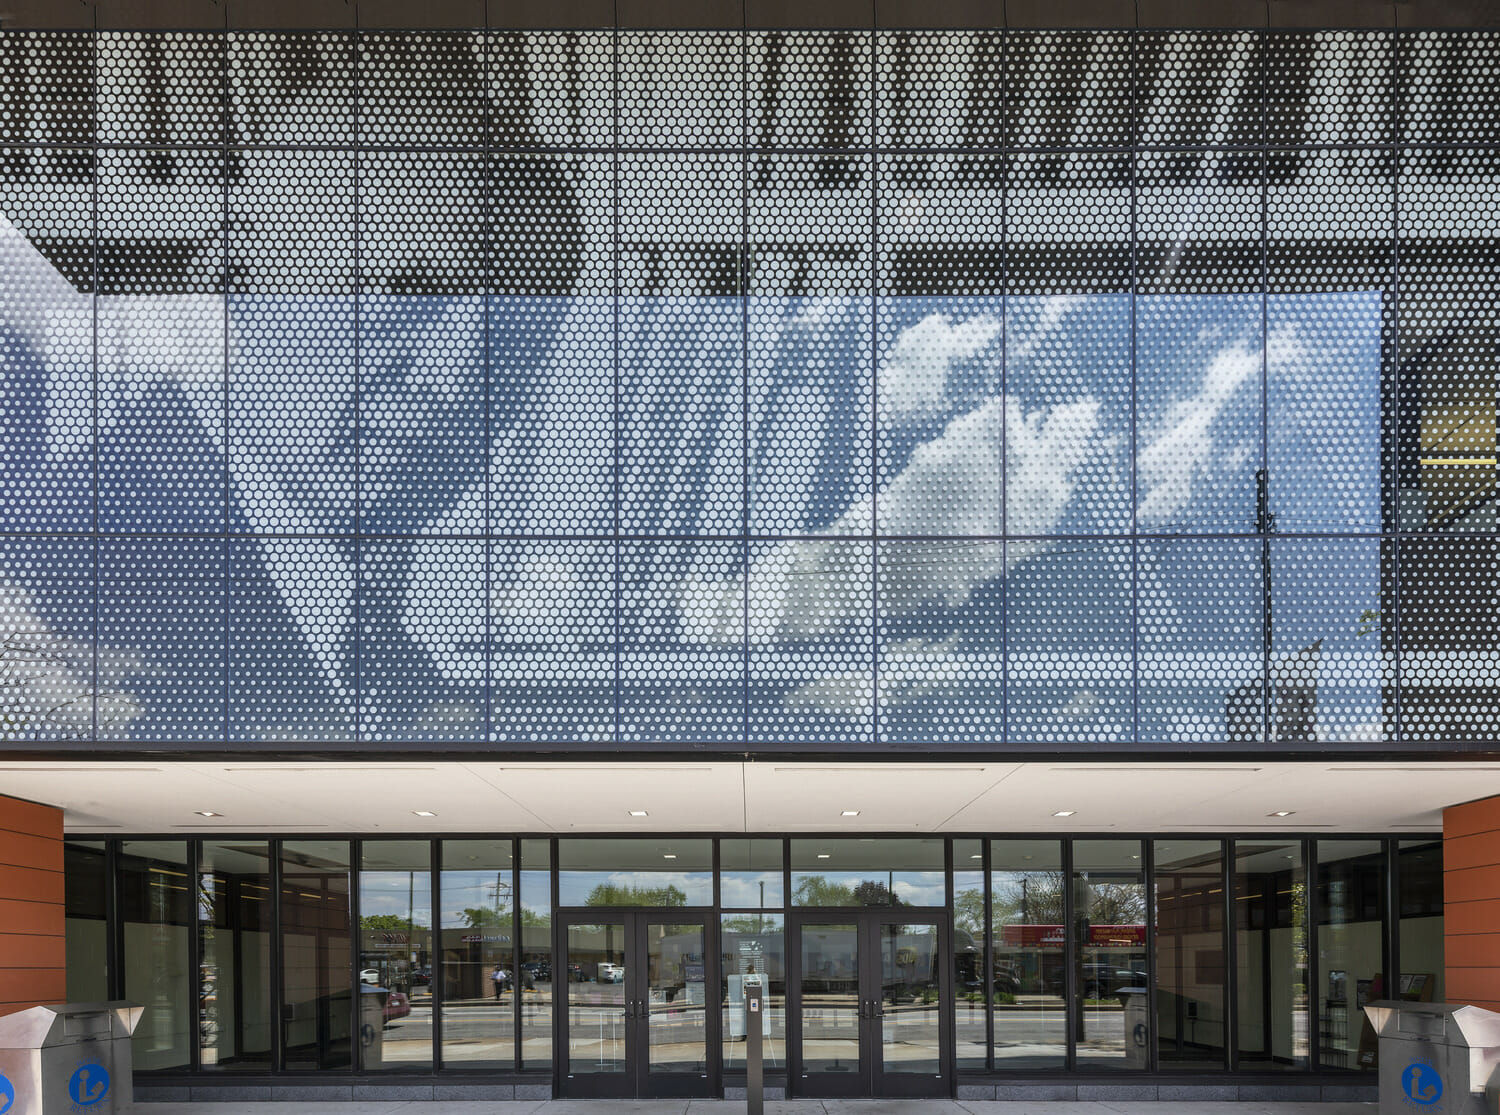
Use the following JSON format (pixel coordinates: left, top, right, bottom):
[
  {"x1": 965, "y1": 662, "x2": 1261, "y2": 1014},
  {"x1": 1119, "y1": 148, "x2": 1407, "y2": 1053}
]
[
  {"x1": 68, "y1": 1063, "x2": 110, "y2": 1106},
  {"x1": 1402, "y1": 1063, "x2": 1442, "y2": 1105},
  {"x1": 0, "y1": 1072, "x2": 15, "y2": 1114}
]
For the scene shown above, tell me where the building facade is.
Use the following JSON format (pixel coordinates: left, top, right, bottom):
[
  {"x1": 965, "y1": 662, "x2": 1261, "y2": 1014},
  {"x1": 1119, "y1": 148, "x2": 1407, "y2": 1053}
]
[{"x1": 0, "y1": 0, "x2": 1497, "y2": 1102}]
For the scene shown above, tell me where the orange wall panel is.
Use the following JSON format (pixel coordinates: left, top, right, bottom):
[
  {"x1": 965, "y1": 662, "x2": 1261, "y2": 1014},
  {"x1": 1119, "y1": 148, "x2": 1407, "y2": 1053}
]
[
  {"x1": 0, "y1": 794, "x2": 66, "y2": 1018},
  {"x1": 1446, "y1": 795, "x2": 1500, "y2": 1008}
]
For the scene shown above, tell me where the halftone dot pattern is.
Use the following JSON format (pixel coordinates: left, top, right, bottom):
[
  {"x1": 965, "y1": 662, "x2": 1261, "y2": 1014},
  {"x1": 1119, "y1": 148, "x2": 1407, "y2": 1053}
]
[
  {"x1": 747, "y1": 538, "x2": 873, "y2": 744},
  {"x1": 501, "y1": 32, "x2": 613, "y2": 150},
  {"x1": 875, "y1": 32, "x2": 996, "y2": 151},
  {"x1": 875, "y1": 156, "x2": 1004, "y2": 291},
  {"x1": 1267, "y1": 31, "x2": 1391, "y2": 148},
  {"x1": 490, "y1": 294, "x2": 612, "y2": 536},
  {"x1": 96, "y1": 293, "x2": 227, "y2": 534},
  {"x1": 1135, "y1": 294, "x2": 1263, "y2": 535},
  {"x1": 359, "y1": 151, "x2": 488, "y2": 296},
  {"x1": 1007, "y1": 31, "x2": 1132, "y2": 157},
  {"x1": 1007, "y1": 540, "x2": 1132, "y2": 746},
  {"x1": 0, "y1": 154, "x2": 92, "y2": 531},
  {"x1": 620, "y1": 154, "x2": 743, "y2": 535},
  {"x1": 749, "y1": 154, "x2": 871, "y2": 292},
  {"x1": 1007, "y1": 153, "x2": 1129, "y2": 295},
  {"x1": 620, "y1": 32, "x2": 742, "y2": 149},
  {"x1": 96, "y1": 32, "x2": 224, "y2": 148},
  {"x1": 228, "y1": 33, "x2": 355, "y2": 148},
  {"x1": 876, "y1": 296, "x2": 1001, "y2": 538},
  {"x1": 0, "y1": 537, "x2": 95, "y2": 742},
  {"x1": 358, "y1": 32, "x2": 488, "y2": 149},
  {"x1": 361, "y1": 538, "x2": 485, "y2": 744},
  {"x1": 750, "y1": 32, "x2": 872, "y2": 152},
  {"x1": 1006, "y1": 293, "x2": 1132, "y2": 536},
  {"x1": 1269, "y1": 149, "x2": 1393, "y2": 293},
  {"x1": 229, "y1": 537, "x2": 356, "y2": 742},
  {"x1": 1138, "y1": 31, "x2": 1260, "y2": 150},
  {"x1": 1138, "y1": 150, "x2": 1262, "y2": 295},
  {"x1": 1399, "y1": 537, "x2": 1500, "y2": 743},
  {"x1": 1399, "y1": 31, "x2": 1500, "y2": 147},
  {"x1": 98, "y1": 536, "x2": 225, "y2": 741},
  {"x1": 877, "y1": 539, "x2": 1005, "y2": 745},
  {"x1": 491, "y1": 540, "x2": 613, "y2": 743},
  {"x1": 1267, "y1": 292, "x2": 1388, "y2": 536},
  {"x1": 97, "y1": 148, "x2": 225, "y2": 294},
  {"x1": 228, "y1": 294, "x2": 355, "y2": 535},
  {"x1": 0, "y1": 33, "x2": 95, "y2": 152},
  {"x1": 1269, "y1": 537, "x2": 1390, "y2": 744},
  {"x1": 229, "y1": 152, "x2": 355, "y2": 295},
  {"x1": 1138, "y1": 538, "x2": 1264, "y2": 745},
  {"x1": 357, "y1": 295, "x2": 485, "y2": 536},
  {"x1": 620, "y1": 540, "x2": 743, "y2": 744}
]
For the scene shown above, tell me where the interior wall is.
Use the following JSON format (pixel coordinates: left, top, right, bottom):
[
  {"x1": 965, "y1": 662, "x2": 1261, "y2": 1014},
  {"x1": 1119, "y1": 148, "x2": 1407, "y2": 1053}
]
[
  {"x1": 0, "y1": 793, "x2": 66, "y2": 1016},
  {"x1": 1444, "y1": 795, "x2": 1500, "y2": 1010}
]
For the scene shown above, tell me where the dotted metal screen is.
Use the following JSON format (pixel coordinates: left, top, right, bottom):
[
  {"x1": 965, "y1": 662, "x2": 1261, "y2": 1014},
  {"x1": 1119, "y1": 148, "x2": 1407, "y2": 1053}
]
[{"x1": 0, "y1": 28, "x2": 1495, "y2": 752}]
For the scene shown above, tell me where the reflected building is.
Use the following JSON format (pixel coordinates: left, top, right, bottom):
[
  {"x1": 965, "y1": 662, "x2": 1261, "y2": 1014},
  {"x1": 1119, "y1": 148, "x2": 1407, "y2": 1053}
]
[{"x1": 0, "y1": 1, "x2": 1495, "y2": 1102}]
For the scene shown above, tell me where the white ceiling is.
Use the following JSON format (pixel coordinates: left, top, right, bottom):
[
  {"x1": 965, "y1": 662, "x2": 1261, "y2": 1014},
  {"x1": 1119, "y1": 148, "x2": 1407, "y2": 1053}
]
[{"x1": 1, "y1": 759, "x2": 1496, "y2": 835}]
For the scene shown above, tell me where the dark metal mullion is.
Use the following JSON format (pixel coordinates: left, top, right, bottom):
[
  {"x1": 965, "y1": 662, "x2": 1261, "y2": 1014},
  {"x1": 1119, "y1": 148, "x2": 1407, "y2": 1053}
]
[
  {"x1": 430, "y1": 838, "x2": 443, "y2": 1070},
  {"x1": 513, "y1": 836, "x2": 522, "y2": 1074},
  {"x1": 105, "y1": 838, "x2": 121, "y2": 1002},
  {"x1": 1384, "y1": 837, "x2": 1400, "y2": 1022},
  {"x1": 349, "y1": 837, "x2": 362, "y2": 1073},
  {"x1": 550, "y1": 836, "x2": 562, "y2": 1093},
  {"x1": 982, "y1": 838, "x2": 993, "y2": 1071},
  {"x1": 1062, "y1": 837, "x2": 1076, "y2": 1071},
  {"x1": 1143, "y1": 838, "x2": 1156, "y2": 1073},
  {"x1": 269, "y1": 838, "x2": 284, "y2": 1072},
  {"x1": 1222, "y1": 838, "x2": 1236, "y2": 1073},
  {"x1": 188, "y1": 838, "x2": 203, "y2": 1072},
  {"x1": 1305, "y1": 837, "x2": 1319, "y2": 1072}
]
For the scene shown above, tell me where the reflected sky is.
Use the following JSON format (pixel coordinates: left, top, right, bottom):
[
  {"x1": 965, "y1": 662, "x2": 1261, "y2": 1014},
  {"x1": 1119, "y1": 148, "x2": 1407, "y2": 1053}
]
[{"x1": 0, "y1": 261, "x2": 1388, "y2": 747}]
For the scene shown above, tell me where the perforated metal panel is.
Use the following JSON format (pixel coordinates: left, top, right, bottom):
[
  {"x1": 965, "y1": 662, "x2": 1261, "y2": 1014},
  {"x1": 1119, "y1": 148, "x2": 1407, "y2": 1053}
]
[{"x1": 0, "y1": 27, "x2": 1492, "y2": 754}]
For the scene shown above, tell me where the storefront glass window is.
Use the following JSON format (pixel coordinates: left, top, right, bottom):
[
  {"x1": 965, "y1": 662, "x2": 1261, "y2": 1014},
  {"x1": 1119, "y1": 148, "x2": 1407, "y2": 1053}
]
[
  {"x1": 1316, "y1": 839, "x2": 1385, "y2": 1071},
  {"x1": 720, "y1": 912, "x2": 785, "y2": 1073},
  {"x1": 199, "y1": 840, "x2": 273, "y2": 1070},
  {"x1": 440, "y1": 839, "x2": 514, "y2": 1067},
  {"x1": 120, "y1": 840, "x2": 192, "y2": 1071},
  {"x1": 1073, "y1": 840, "x2": 1147, "y2": 1070},
  {"x1": 990, "y1": 839, "x2": 1065, "y2": 1071},
  {"x1": 1233, "y1": 840, "x2": 1308, "y2": 1071},
  {"x1": 790, "y1": 839, "x2": 945, "y2": 906},
  {"x1": 721, "y1": 838, "x2": 783, "y2": 909},
  {"x1": 281, "y1": 840, "x2": 351, "y2": 1070},
  {"x1": 1153, "y1": 840, "x2": 1226, "y2": 1069},
  {"x1": 65, "y1": 839, "x2": 108, "y2": 1003},
  {"x1": 1398, "y1": 839, "x2": 1444, "y2": 1008},
  {"x1": 559, "y1": 838, "x2": 712, "y2": 907},
  {"x1": 952, "y1": 839, "x2": 986, "y2": 1071},
  {"x1": 520, "y1": 838, "x2": 553, "y2": 1070}
]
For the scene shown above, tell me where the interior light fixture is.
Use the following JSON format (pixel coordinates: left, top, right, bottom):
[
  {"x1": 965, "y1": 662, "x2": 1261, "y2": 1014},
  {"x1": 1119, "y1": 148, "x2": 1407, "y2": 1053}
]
[
  {"x1": 194, "y1": 810, "x2": 221, "y2": 817},
  {"x1": 412, "y1": 810, "x2": 437, "y2": 818},
  {"x1": 662, "y1": 853, "x2": 677, "y2": 859},
  {"x1": 628, "y1": 810, "x2": 649, "y2": 817},
  {"x1": 841, "y1": 810, "x2": 860, "y2": 817},
  {"x1": 1052, "y1": 810, "x2": 1076, "y2": 817},
  {"x1": 817, "y1": 853, "x2": 831, "y2": 859},
  {"x1": 969, "y1": 853, "x2": 983, "y2": 859},
  {"x1": 1268, "y1": 810, "x2": 1295, "y2": 817}
]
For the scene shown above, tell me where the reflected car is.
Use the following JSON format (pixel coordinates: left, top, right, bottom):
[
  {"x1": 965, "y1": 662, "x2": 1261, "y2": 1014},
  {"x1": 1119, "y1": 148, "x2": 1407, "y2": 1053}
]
[
  {"x1": 382, "y1": 988, "x2": 410, "y2": 1022},
  {"x1": 598, "y1": 963, "x2": 625, "y2": 984},
  {"x1": 522, "y1": 961, "x2": 551, "y2": 982}
]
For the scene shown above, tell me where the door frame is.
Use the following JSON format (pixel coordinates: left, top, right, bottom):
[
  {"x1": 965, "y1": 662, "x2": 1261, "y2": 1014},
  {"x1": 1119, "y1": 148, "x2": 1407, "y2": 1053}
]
[
  {"x1": 555, "y1": 908, "x2": 718, "y2": 1099},
  {"x1": 787, "y1": 908, "x2": 953, "y2": 1099}
]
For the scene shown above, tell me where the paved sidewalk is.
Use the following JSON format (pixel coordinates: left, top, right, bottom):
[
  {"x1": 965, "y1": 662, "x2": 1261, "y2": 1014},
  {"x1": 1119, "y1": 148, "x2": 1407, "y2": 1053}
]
[{"x1": 124, "y1": 1100, "x2": 1379, "y2": 1114}]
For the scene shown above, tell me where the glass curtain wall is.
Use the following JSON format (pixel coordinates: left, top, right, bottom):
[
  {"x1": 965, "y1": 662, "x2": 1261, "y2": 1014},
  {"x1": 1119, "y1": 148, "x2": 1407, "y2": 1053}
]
[
  {"x1": 440, "y1": 839, "x2": 514, "y2": 1067},
  {"x1": 990, "y1": 839, "x2": 1065, "y2": 1071},
  {"x1": 1154, "y1": 840, "x2": 1226, "y2": 1069},
  {"x1": 720, "y1": 839, "x2": 785, "y2": 1076},
  {"x1": 359, "y1": 842, "x2": 433, "y2": 1069},
  {"x1": 1072, "y1": 841, "x2": 1148, "y2": 1070},
  {"x1": 120, "y1": 840, "x2": 192, "y2": 1071},
  {"x1": 1234, "y1": 840, "x2": 1308, "y2": 1071},
  {"x1": 1315, "y1": 840, "x2": 1385, "y2": 1071},
  {"x1": 76, "y1": 833, "x2": 1435, "y2": 1079},
  {"x1": 199, "y1": 840, "x2": 273, "y2": 1070},
  {"x1": 281, "y1": 840, "x2": 351, "y2": 1070}
]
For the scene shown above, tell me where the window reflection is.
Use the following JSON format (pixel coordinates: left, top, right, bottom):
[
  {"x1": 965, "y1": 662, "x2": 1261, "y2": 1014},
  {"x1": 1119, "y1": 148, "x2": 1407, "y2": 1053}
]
[
  {"x1": 1316, "y1": 839, "x2": 1384, "y2": 1071},
  {"x1": 1234, "y1": 840, "x2": 1308, "y2": 1071},
  {"x1": 199, "y1": 841, "x2": 273, "y2": 1071},
  {"x1": 281, "y1": 841, "x2": 351, "y2": 1071},
  {"x1": 1072, "y1": 841, "x2": 1148, "y2": 1071},
  {"x1": 1153, "y1": 840, "x2": 1226, "y2": 1070},
  {"x1": 990, "y1": 839, "x2": 1065, "y2": 1071},
  {"x1": 121, "y1": 840, "x2": 192, "y2": 1071},
  {"x1": 440, "y1": 840, "x2": 513, "y2": 1069}
]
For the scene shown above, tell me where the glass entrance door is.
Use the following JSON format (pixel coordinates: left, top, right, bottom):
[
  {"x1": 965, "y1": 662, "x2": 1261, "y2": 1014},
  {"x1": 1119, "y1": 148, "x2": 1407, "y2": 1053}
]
[
  {"x1": 790, "y1": 912, "x2": 949, "y2": 1098},
  {"x1": 559, "y1": 912, "x2": 714, "y2": 1098}
]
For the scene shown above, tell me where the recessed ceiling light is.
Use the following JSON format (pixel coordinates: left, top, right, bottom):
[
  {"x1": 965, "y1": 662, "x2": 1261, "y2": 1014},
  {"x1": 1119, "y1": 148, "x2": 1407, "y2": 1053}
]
[
  {"x1": 817, "y1": 853, "x2": 831, "y2": 859},
  {"x1": 969, "y1": 854, "x2": 983, "y2": 859},
  {"x1": 1269, "y1": 810, "x2": 1295, "y2": 817},
  {"x1": 841, "y1": 810, "x2": 860, "y2": 817},
  {"x1": 194, "y1": 810, "x2": 221, "y2": 818},
  {"x1": 412, "y1": 810, "x2": 437, "y2": 818},
  {"x1": 628, "y1": 810, "x2": 649, "y2": 817},
  {"x1": 662, "y1": 853, "x2": 677, "y2": 860},
  {"x1": 1052, "y1": 810, "x2": 1076, "y2": 818}
]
